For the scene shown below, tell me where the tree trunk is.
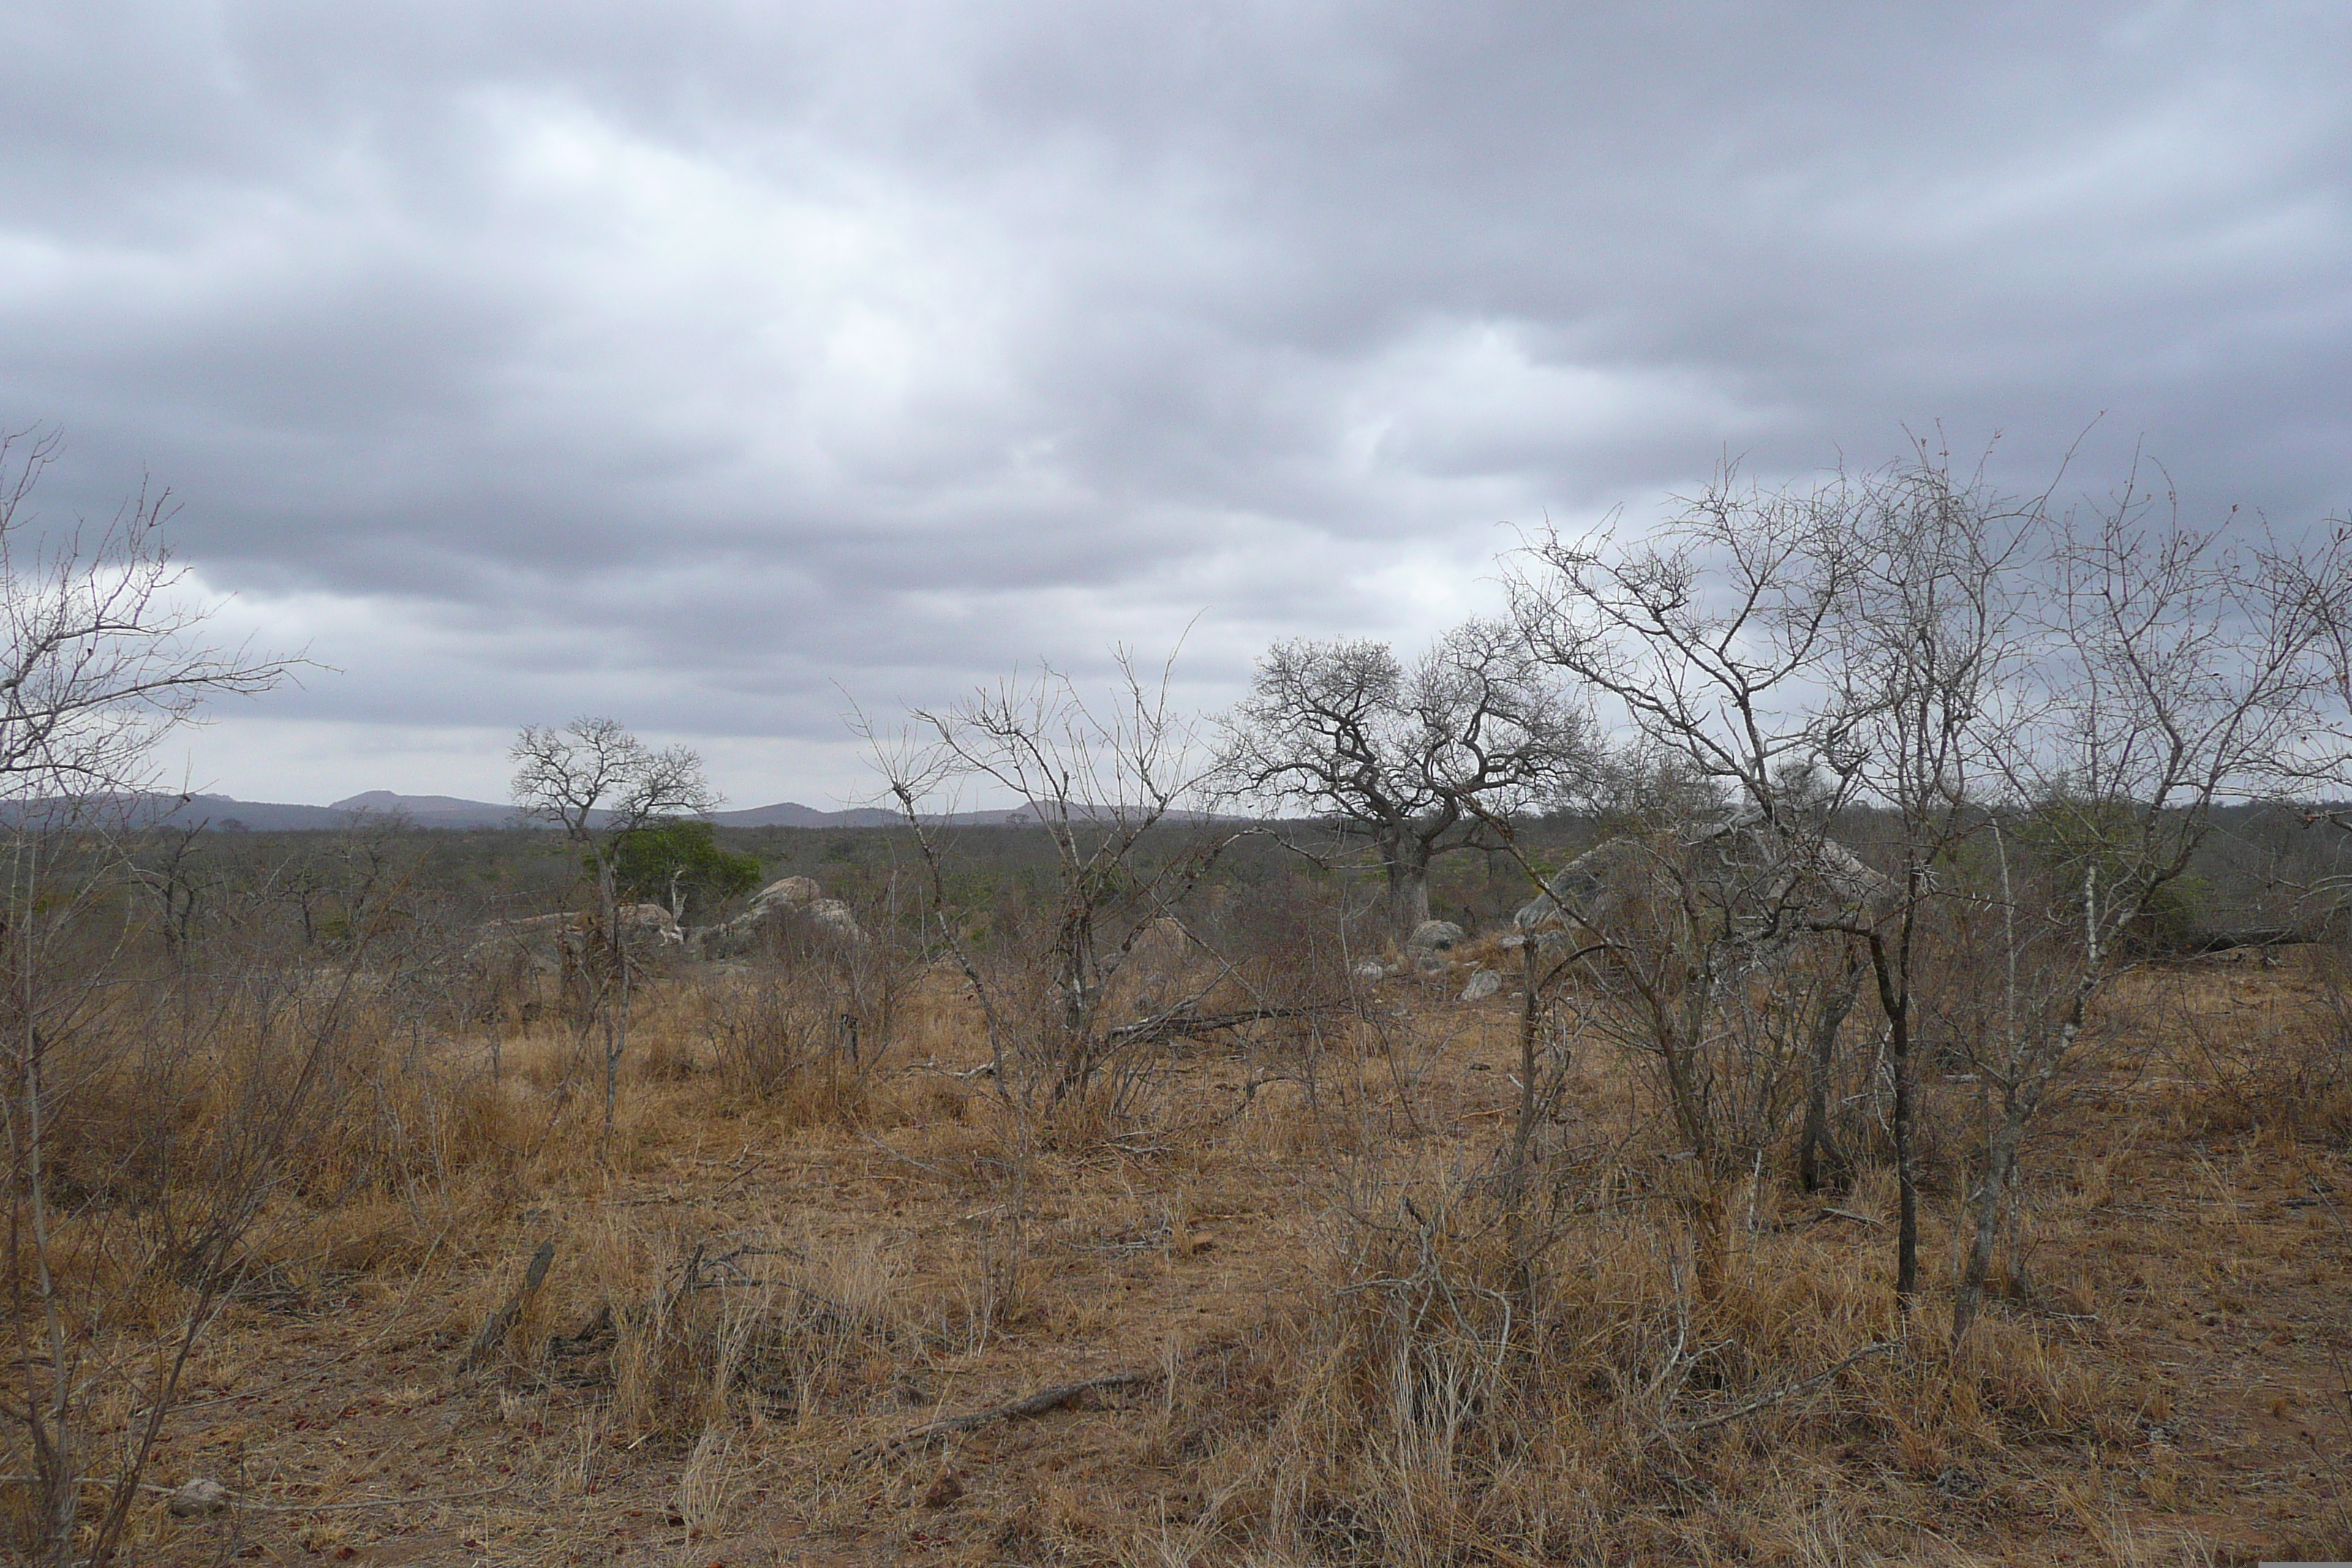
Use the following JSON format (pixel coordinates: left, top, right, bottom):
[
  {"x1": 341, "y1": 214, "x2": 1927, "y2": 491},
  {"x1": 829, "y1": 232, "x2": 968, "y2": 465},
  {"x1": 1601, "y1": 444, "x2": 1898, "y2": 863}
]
[
  {"x1": 1861, "y1": 930, "x2": 1920, "y2": 1311},
  {"x1": 597, "y1": 855, "x2": 622, "y2": 1139},
  {"x1": 1952, "y1": 1009, "x2": 2075, "y2": 1344},
  {"x1": 1052, "y1": 911, "x2": 1098, "y2": 1101},
  {"x1": 611, "y1": 939, "x2": 630, "y2": 1133},
  {"x1": 1950, "y1": 1087, "x2": 2027, "y2": 1343},
  {"x1": 1510, "y1": 940, "x2": 1541, "y2": 1194},
  {"x1": 1385, "y1": 843, "x2": 1432, "y2": 933},
  {"x1": 1890, "y1": 1006, "x2": 1919, "y2": 1307},
  {"x1": 1689, "y1": 1176, "x2": 1730, "y2": 1303},
  {"x1": 1799, "y1": 950, "x2": 1863, "y2": 1194}
]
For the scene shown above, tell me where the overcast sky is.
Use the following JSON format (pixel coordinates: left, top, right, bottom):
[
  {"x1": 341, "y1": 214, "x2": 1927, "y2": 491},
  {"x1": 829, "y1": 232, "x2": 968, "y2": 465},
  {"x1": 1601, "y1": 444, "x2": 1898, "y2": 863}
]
[{"x1": 3, "y1": 1, "x2": 2345, "y2": 807}]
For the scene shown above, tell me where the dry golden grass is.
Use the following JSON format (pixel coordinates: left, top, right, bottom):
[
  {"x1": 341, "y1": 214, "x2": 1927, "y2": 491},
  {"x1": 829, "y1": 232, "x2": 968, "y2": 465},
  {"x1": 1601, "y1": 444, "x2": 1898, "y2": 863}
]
[{"x1": 12, "y1": 945, "x2": 2352, "y2": 1565}]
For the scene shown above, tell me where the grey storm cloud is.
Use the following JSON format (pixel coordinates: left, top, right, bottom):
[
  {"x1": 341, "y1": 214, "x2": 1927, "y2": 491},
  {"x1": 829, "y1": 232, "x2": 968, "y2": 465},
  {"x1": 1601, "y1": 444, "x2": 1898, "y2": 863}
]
[{"x1": 1, "y1": 1, "x2": 2346, "y2": 799}]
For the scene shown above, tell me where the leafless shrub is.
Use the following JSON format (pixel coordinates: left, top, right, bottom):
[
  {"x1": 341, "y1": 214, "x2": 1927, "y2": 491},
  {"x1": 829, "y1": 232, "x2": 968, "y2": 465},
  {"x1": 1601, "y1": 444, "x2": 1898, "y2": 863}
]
[
  {"x1": 1180, "y1": 1155, "x2": 2128, "y2": 1566},
  {"x1": 859, "y1": 647, "x2": 1244, "y2": 1112},
  {"x1": 533, "y1": 1217, "x2": 910, "y2": 1452},
  {"x1": 701, "y1": 970, "x2": 867, "y2": 1115},
  {"x1": 1509, "y1": 445, "x2": 2346, "y2": 1344},
  {"x1": 0, "y1": 430, "x2": 295, "y2": 1567}
]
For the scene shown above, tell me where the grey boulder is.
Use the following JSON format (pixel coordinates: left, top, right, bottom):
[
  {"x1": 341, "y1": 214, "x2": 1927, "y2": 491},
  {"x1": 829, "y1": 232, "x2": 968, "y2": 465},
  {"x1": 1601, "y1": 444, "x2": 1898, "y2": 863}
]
[{"x1": 1406, "y1": 919, "x2": 1466, "y2": 954}]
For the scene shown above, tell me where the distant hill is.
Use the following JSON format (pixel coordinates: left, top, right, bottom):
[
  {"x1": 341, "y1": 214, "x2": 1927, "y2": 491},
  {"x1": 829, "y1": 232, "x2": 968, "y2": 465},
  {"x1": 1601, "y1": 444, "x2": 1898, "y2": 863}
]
[
  {"x1": 706, "y1": 801, "x2": 1097, "y2": 827},
  {"x1": 0, "y1": 791, "x2": 1225, "y2": 832},
  {"x1": 153, "y1": 791, "x2": 525, "y2": 831},
  {"x1": 0, "y1": 791, "x2": 527, "y2": 832},
  {"x1": 330, "y1": 791, "x2": 525, "y2": 827},
  {"x1": 327, "y1": 790, "x2": 529, "y2": 827},
  {"x1": 708, "y1": 801, "x2": 905, "y2": 828},
  {"x1": 0, "y1": 793, "x2": 336, "y2": 832}
]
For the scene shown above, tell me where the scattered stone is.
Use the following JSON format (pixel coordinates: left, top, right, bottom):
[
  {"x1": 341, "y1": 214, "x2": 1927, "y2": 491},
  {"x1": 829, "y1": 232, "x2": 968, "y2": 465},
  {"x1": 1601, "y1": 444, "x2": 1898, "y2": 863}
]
[
  {"x1": 471, "y1": 903, "x2": 681, "y2": 969},
  {"x1": 169, "y1": 1478, "x2": 230, "y2": 1517},
  {"x1": 1406, "y1": 919, "x2": 1466, "y2": 954},
  {"x1": 806, "y1": 897, "x2": 864, "y2": 940},
  {"x1": 615, "y1": 902, "x2": 683, "y2": 943},
  {"x1": 1515, "y1": 824, "x2": 1899, "y2": 932},
  {"x1": 1460, "y1": 969, "x2": 1501, "y2": 1003},
  {"x1": 693, "y1": 877, "x2": 864, "y2": 954}
]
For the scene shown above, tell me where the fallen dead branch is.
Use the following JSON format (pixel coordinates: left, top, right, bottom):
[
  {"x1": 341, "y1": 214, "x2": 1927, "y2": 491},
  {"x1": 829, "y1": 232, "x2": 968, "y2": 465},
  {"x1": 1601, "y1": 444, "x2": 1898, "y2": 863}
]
[
  {"x1": 1665, "y1": 1341, "x2": 1897, "y2": 1434},
  {"x1": 870, "y1": 1371, "x2": 1153, "y2": 1456},
  {"x1": 0, "y1": 1475, "x2": 521, "y2": 1515},
  {"x1": 462, "y1": 1238, "x2": 556, "y2": 1373},
  {"x1": 1763, "y1": 1206, "x2": 1886, "y2": 1233},
  {"x1": 1107, "y1": 1000, "x2": 1346, "y2": 1047}
]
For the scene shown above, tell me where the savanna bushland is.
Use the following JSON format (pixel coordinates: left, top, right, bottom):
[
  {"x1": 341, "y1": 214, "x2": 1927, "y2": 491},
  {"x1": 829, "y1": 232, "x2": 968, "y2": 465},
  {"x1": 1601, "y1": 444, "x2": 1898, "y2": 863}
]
[{"x1": 10, "y1": 449, "x2": 2352, "y2": 1567}]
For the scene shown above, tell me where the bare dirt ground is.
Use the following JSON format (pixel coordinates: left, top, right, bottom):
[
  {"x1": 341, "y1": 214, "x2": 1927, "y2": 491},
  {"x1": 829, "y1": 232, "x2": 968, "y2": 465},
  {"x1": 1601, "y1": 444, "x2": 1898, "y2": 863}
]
[{"x1": 98, "y1": 954, "x2": 2352, "y2": 1567}]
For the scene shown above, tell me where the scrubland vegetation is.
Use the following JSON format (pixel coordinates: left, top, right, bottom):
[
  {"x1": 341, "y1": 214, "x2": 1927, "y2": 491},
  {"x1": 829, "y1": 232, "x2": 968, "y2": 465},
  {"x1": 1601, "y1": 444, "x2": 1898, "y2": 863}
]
[
  {"x1": 7, "y1": 442, "x2": 2352, "y2": 1564},
  {"x1": 7, "y1": 841, "x2": 2352, "y2": 1567}
]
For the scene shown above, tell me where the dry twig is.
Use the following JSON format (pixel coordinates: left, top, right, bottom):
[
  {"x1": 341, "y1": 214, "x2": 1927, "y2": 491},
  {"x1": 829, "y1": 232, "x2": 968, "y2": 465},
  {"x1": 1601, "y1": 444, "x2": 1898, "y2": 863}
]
[
  {"x1": 1665, "y1": 1341, "x2": 1896, "y2": 1434},
  {"x1": 871, "y1": 1371, "x2": 1153, "y2": 1455}
]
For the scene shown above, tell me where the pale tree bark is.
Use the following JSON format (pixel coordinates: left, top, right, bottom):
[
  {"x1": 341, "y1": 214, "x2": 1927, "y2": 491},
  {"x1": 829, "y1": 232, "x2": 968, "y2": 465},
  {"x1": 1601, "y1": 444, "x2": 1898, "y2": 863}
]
[
  {"x1": 1384, "y1": 837, "x2": 1435, "y2": 931},
  {"x1": 1798, "y1": 946, "x2": 1863, "y2": 1194}
]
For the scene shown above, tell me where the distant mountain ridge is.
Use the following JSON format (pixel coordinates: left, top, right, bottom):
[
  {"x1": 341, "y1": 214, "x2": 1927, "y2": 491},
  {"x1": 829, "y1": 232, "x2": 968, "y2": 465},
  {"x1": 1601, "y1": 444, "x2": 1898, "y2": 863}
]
[
  {"x1": 0, "y1": 791, "x2": 1040, "y2": 831},
  {"x1": 230, "y1": 792, "x2": 913, "y2": 830},
  {"x1": 1, "y1": 788, "x2": 1231, "y2": 832},
  {"x1": 707, "y1": 801, "x2": 904, "y2": 828},
  {"x1": 330, "y1": 790, "x2": 527, "y2": 826}
]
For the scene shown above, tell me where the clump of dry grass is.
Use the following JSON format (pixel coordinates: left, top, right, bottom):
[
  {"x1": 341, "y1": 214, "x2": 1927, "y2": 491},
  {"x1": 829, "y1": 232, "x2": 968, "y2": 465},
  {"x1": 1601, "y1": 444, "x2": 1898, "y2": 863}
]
[
  {"x1": 19, "y1": 893, "x2": 2348, "y2": 1565},
  {"x1": 1158, "y1": 1151, "x2": 2151, "y2": 1566},
  {"x1": 461, "y1": 1202, "x2": 923, "y2": 1458},
  {"x1": 2120, "y1": 952, "x2": 2352, "y2": 1149}
]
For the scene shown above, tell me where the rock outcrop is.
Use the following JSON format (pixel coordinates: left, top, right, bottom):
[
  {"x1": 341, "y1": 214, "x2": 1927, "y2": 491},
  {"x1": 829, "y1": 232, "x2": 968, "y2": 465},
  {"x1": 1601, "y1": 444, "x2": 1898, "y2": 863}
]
[
  {"x1": 693, "y1": 875, "x2": 864, "y2": 956},
  {"x1": 750, "y1": 875, "x2": 821, "y2": 913},
  {"x1": 474, "y1": 902, "x2": 682, "y2": 962},
  {"x1": 1515, "y1": 815, "x2": 1900, "y2": 937}
]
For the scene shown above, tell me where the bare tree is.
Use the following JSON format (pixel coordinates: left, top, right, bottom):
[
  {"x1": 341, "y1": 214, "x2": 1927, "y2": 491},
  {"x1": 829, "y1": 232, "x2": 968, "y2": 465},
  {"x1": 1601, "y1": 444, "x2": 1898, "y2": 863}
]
[
  {"x1": 869, "y1": 649, "x2": 1236, "y2": 1105},
  {"x1": 1217, "y1": 617, "x2": 1588, "y2": 932},
  {"x1": 1512, "y1": 445, "x2": 2342, "y2": 1339},
  {"x1": 510, "y1": 717, "x2": 718, "y2": 1133},
  {"x1": 0, "y1": 430, "x2": 284, "y2": 801},
  {"x1": 1505, "y1": 475, "x2": 1896, "y2": 1297},
  {"x1": 2270, "y1": 516, "x2": 2352, "y2": 845},
  {"x1": 1813, "y1": 453, "x2": 2038, "y2": 1305},
  {"x1": 1507, "y1": 470, "x2": 1866, "y2": 832},
  {"x1": 1940, "y1": 475, "x2": 2336, "y2": 1342},
  {"x1": 0, "y1": 427, "x2": 293, "y2": 1567}
]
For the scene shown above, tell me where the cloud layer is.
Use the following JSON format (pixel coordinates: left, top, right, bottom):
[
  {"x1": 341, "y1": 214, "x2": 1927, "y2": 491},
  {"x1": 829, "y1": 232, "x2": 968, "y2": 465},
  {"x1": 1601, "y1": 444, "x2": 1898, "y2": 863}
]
[{"x1": 3, "y1": 1, "x2": 2345, "y2": 802}]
